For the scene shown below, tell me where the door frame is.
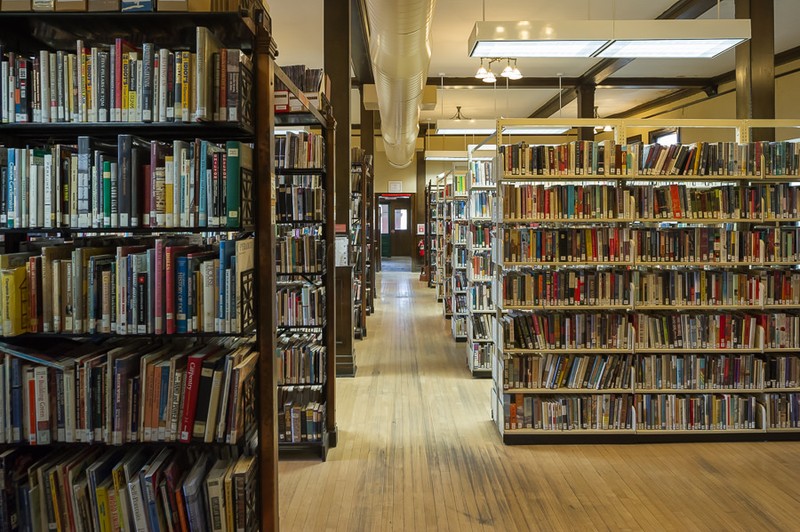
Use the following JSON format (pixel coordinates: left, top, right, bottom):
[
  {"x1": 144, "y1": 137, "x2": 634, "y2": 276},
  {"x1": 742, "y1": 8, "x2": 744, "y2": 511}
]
[{"x1": 376, "y1": 193, "x2": 416, "y2": 259}]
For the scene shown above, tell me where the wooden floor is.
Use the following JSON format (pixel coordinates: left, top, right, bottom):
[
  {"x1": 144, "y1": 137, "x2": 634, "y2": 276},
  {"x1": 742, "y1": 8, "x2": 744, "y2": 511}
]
[{"x1": 278, "y1": 271, "x2": 800, "y2": 532}]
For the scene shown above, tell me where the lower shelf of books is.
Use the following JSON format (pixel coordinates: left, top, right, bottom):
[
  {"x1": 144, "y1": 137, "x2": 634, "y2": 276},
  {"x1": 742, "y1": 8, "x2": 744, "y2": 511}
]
[
  {"x1": 278, "y1": 384, "x2": 329, "y2": 461},
  {"x1": 468, "y1": 339, "x2": 494, "y2": 378},
  {"x1": 278, "y1": 431, "x2": 330, "y2": 462}
]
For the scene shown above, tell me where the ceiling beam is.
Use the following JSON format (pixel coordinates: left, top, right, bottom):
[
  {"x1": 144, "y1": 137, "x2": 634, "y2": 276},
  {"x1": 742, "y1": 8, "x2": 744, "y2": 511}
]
[
  {"x1": 350, "y1": 0, "x2": 373, "y2": 84},
  {"x1": 611, "y1": 43, "x2": 800, "y2": 119},
  {"x1": 426, "y1": 76, "x2": 715, "y2": 90},
  {"x1": 529, "y1": 0, "x2": 718, "y2": 118}
]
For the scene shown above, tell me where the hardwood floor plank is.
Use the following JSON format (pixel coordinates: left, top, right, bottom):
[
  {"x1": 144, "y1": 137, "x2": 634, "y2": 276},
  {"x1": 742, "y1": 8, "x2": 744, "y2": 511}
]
[{"x1": 278, "y1": 271, "x2": 800, "y2": 531}]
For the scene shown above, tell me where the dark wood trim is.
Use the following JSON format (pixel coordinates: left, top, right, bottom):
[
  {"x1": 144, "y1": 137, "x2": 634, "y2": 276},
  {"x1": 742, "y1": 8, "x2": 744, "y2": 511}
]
[
  {"x1": 255, "y1": 15, "x2": 279, "y2": 532},
  {"x1": 736, "y1": 0, "x2": 775, "y2": 141},
  {"x1": 350, "y1": 0, "x2": 373, "y2": 84},
  {"x1": 577, "y1": 84, "x2": 595, "y2": 141},
  {"x1": 325, "y1": 0, "x2": 352, "y2": 228}
]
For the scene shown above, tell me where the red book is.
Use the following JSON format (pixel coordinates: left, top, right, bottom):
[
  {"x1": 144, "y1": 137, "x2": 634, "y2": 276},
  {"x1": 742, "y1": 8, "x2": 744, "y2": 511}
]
[{"x1": 178, "y1": 347, "x2": 214, "y2": 443}]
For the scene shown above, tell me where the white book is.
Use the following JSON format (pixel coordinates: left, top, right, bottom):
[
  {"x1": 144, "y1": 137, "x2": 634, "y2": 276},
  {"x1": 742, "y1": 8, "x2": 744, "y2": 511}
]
[
  {"x1": 1, "y1": 60, "x2": 7, "y2": 124},
  {"x1": 89, "y1": 47, "x2": 99, "y2": 122},
  {"x1": 6, "y1": 63, "x2": 14, "y2": 124},
  {"x1": 202, "y1": 260, "x2": 215, "y2": 332},
  {"x1": 39, "y1": 51, "x2": 50, "y2": 123},
  {"x1": 70, "y1": 153, "x2": 79, "y2": 227},
  {"x1": 204, "y1": 362, "x2": 224, "y2": 443},
  {"x1": 29, "y1": 163, "x2": 39, "y2": 228},
  {"x1": 33, "y1": 366, "x2": 50, "y2": 445},
  {"x1": 110, "y1": 162, "x2": 119, "y2": 228},
  {"x1": 136, "y1": 59, "x2": 143, "y2": 122},
  {"x1": 48, "y1": 52, "x2": 57, "y2": 122},
  {"x1": 127, "y1": 474, "x2": 151, "y2": 532},
  {"x1": 43, "y1": 153, "x2": 53, "y2": 228},
  {"x1": 158, "y1": 48, "x2": 168, "y2": 123},
  {"x1": 164, "y1": 155, "x2": 174, "y2": 227},
  {"x1": 17, "y1": 148, "x2": 26, "y2": 229}
]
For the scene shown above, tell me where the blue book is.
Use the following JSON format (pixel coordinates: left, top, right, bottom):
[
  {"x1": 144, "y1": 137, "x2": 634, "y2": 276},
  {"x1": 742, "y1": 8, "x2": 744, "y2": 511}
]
[
  {"x1": 218, "y1": 240, "x2": 236, "y2": 328},
  {"x1": 198, "y1": 140, "x2": 209, "y2": 227},
  {"x1": 176, "y1": 256, "x2": 188, "y2": 333}
]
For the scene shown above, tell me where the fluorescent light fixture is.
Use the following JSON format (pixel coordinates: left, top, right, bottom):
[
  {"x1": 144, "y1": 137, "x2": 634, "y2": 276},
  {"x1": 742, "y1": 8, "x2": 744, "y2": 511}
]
[
  {"x1": 425, "y1": 150, "x2": 470, "y2": 161},
  {"x1": 468, "y1": 19, "x2": 750, "y2": 59},
  {"x1": 436, "y1": 119, "x2": 569, "y2": 135},
  {"x1": 468, "y1": 20, "x2": 612, "y2": 58},
  {"x1": 597, "y1": 20, "x2": 750, "y2": 58},
  {"x1": 468, "y1": 143, "x2": 497, "y2": 152}
]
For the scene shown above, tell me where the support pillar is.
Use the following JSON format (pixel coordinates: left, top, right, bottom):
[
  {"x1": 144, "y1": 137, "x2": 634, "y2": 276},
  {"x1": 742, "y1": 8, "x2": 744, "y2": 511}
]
[{"x1": 736, "y1": 0, "x2": 775, "y2": 141}]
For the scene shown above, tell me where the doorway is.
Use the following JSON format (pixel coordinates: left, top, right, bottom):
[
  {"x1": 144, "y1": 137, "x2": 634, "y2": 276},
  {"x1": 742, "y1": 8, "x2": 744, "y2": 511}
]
[{"x1": 378, "y1": 194, "x2": 415, "y2": 271}]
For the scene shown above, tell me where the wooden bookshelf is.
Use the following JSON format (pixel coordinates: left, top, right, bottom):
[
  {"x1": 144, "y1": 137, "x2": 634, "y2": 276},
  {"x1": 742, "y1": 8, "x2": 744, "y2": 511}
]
[
  {"x1": 350, "y1": 152, "x2": 370, "y2": 339},
  {"x1": 492, "y1": 117, "x2": 800, "y2": 445},
  {"x1": 0, "y1": 7, "x2": 280, "y2": 530}
]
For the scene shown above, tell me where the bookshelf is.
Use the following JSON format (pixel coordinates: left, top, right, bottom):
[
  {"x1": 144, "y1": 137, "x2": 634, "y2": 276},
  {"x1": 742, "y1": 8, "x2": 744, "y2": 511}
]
[
  {"x1": 450, "y1": 171, "x2": 468, "y2": 341},
  {"x1": 466, "y1": 151, "x2": 496, "y2": 377},
  {"x1": 350, "y1": 149, "x2": 370, "y2": 339},
  {"x1": 273, "y1": 69, "x2": 336, "y2": 460},
  {"x1": 434, "y1": 173, "x2": 449, "y2": 305},
  {"x1": 0, "y1": 7, "x2": 277, "y2": 530},
  {"x1": 491, "y1": 117, "x2": 800, "y2": 444},
  {"x1": 424, "y1": 182, "x2": 438, "y2": 289},
  {"x1": 365, "y1": 159, "x2": 375, "y2": 315}
]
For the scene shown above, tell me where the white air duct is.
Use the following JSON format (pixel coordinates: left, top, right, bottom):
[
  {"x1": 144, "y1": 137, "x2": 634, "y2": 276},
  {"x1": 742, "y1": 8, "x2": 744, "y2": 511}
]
[{"x1": 365, "y1": 0, "x2": 436, "y2": 168}]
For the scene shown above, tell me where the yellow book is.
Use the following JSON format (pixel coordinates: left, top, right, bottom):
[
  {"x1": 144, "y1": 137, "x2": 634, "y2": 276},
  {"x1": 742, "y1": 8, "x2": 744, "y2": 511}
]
[
  {"x1": 121, "y1": 52, "x2": 130, "y2": 122},
  {"x1": 96, "y1": 478, "x2": 112, "y2": 532},
  {"x1": 165, "y1": 154, "x2": 174, "y2": 227},
  {"x1": 1, "y1": 266, "x2": 29, "y2": 336},
  {"x1": 181, "y1": 51, "x2": 191, "y2": 122},
  {"x1": 128, "y1": 52, "x2": 138, "y2": 121}
]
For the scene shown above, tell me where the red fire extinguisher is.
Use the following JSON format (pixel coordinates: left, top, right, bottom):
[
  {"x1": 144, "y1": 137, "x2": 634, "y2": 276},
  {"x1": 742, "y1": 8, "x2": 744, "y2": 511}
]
[{"x1": 418, "y1": 238, "x2": 425, "y2": 258}]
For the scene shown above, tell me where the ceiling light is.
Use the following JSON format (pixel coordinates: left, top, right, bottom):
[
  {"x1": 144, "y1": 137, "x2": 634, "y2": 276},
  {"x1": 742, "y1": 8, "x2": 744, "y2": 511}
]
[
  {"x1": 436, "y1": 119, "x2": 569, "y2": 135},
  {"x1": 475, "y1": 59, "x2": 488, "y2": 79},
  {"x1": 500, "y1": 60, "x2": 513, "y2": 78},
  {"x1": 483, "y1": 69, "x2": 496, "y2": 83},
  {"x1": 596, "y1": 19, "x2": 750, "y2": 58},
  {"x1": 469, "y1": 20, "x2": 612, "y2": 58},
  {"x1": 507, "y1": 61, "x2": 522, "y2": 80},
  {"x1": 468, "y1": 19, "x2": 750, "y2": 59}
]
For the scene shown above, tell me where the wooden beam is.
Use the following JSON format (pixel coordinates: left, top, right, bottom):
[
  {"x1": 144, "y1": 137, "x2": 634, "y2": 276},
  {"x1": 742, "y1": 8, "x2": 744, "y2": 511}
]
[
  {"x1": 351, "y1": 0, "x2": 373, "y2": 84},
  {"x1": 736, "y1": 0, "x2": 775, "y2": 141},
  {"x1": 529, "y1": 0, "x2": 718, "y2": 118},
  {"x1": 577, "y1": 84, "x2": 595, "y2": 141},
  {"x1": 325, "y1": 0, "x2": 352, "y2": 228}
]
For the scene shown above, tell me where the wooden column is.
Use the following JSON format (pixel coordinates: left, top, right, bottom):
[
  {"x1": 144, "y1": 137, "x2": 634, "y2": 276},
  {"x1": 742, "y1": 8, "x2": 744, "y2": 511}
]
[
  {"x1": 415, "y1": 149, "x2": 426, "y2": 270},
  {"x1": 325, "y1": 0, "x2": 352, "y2": 227},
  {"x1": 360, "y1": 106, "x2": 374, "y2": 159},
  {"x1": 577, "y1": 84, "x2": 595, "y2": 141},
  {"x1": 736, "y1": 0, "x2": 775, "y2": 141},
  {"x1": 254, "y1": 12, "x2": 279, "y2": 532}
]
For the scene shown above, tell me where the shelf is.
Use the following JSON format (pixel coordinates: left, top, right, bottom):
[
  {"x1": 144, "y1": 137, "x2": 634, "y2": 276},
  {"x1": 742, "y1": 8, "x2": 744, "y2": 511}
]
[
  {"x1": 469, "y1": 337, "x2": 494, "y2": 343},
  {"x1": 503, "y1": 428, "x2": 635, "y2": 435},
  {"x1": 501, "y1": 261, "x2": 632, "y2": 268},
  {"x1": 275, "y1": 167, "x2": 326, "y2": 175},
  {"x1": 277, "y1": 323, "x2": 327, "y2": 330},
  {"x1": 0, "y1": 225, "x2": 255, "y2": 235},
  {"x1": 470, "y1": 309, "x2": 496, "y2": 314},
  {"x1": 635, "y1": 304, "x2": 760, "y2": 311},
  {"x1": 500, "y1": 173, "x2": 765, "y2": 182},
  {"x1": 500, "y1": 304, "x2": 630, "y2": 311},
  {"x1": 634, "y1": 388, "x2": 760, "y2": 394},
  {"x1": 636, "y1": 347, "x2": 762, "y2": 354},
  {"x1": 0, "y1": 120, "x2": 258, "y2": 141},
  {"x1": 637, "y1": 429, "x2": 763, "y2": 435},
  {"x1": 501, "y1": 348, "x2": 633, "y2": 355},
  {"x1": 276, "y1": 219, "x2": 325, "y2": 225},
  {"x1": 0, "y1": 12, "x2": 259, "y2": 51},
  {"x1": 469, "y1": 217, "x2": 494, "y2": 223},
  {"x1": 504, "y1": 387, "x2": 632, "y2": 395},
  {"x1": 469, "y1": 184, "x2": 497, "y2": 190},
  {"x1": 501, "y1": 217, "x2": 775, "y2": 225}
]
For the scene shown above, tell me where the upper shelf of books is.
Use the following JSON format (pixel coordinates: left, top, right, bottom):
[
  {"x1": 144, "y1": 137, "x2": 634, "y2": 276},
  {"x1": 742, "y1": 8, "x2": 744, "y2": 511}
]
[{"x1": 491, "y1": 118, "x2": 800, "y2": 182}]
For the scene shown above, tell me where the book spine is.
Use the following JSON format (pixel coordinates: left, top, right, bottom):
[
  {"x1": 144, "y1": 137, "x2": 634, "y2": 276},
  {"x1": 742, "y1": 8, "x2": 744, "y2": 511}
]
[{"x1": 179, "y1": 357, "x2": 202, "y2": 443}]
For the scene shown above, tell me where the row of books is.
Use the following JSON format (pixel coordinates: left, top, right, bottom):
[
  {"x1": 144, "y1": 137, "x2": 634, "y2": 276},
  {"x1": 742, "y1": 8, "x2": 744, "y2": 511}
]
[
  {"x1": 0, "y1": 138, "x2": 252, "y2": 230},
  {"x1": 0, "y1": 446, "x2": 256, "y2": 532},
  {"x1": 499, "y1": 313, "x2": 634, "y2": 351},
  {"x1": 504, "y1": 353, "x2": 800, "y2": 391},
  {"x1": 470, "y1": 314, "x2": 492, "y2": 340},
  {"x1": 636, "y1": 313, "x2": 798, "y2": 351},
  {"x1": 638, "y1": 354, "x2": 764, "y2": 391},
  {"x1": 470, "y1": 342, "x2": 493, "y2": 369},
  {"x1": 452, "y1": 199, "x2": 467, "y2": 221},
  {"x1": 501, "y1": 227, "x2": 632, "y2": 264},
  {"x1": 276, "y1": 175, "x2": 325, "y2": 223},
  {"x1": 276, "y1": 333, "x2": 325, "y2": 386},
  {"x1": 468, "y1": 254, "x2": 491, "y2": 278},
  {"x1": 635, "y1": 227, "x2": 800, "y2": 264},
  {"x1": 766, "y1": 393, "x2": 800, "y2": 428},
  {"x1": 276, "y1": 283, "x2": 325, "y2": 327},
  {"x1": 637, "y1": 269, "x2": 800, "y2": 308},
  {"x1": 500, "y1": 182, "x2": 800, "y2": 221},
  {"x1": 452, "y1": 317, "x2": 467, "y2": 338},
  {"x1": 453, "y1": 247, "x2": 467, "y2": 268},
  {"x1": 274, "y1": 132, "x2": 325, "y2": 170},
  {"x1": 501, "y1": 226, "x2": 800, "y2": 265},
  {"x1": 468, "y1": 160, "x2": 494, "y2": 188},
  {"x1": 501, "y1": 269, "x2": 633, "y2": 308},
  {"x1": 278, "y1": 386, "x2": 325, "y2": 443},
  {"x1": 468, "y1": 191, "x2": 493, "y2": 219},
  {"x1": 469, "y1": 225, "x2": 491, "y2": 248},
  {"x1": 636, "y1": 393, "x2": 758, "y2": 431},
  {"x1": 0, "y1": 237, "x2": 253, "y2": 336},
  {"x1": 504, "y1": 393, "x2": 634, "y2": 431},
  {"x1": 451, "y1": 173, "x2": 468, "y2": 195},
  {"x1": 453, "y1": 222, "x2": 468, "y2": 244},
  {"x1": 274, "y1": 64, "x2": 323, "y2": 113},
  {"x1": 499, "y1": 140, "x2": 800, "y2": 178},
  {"x1": 0, "y1": 28, "x2": 250, "y2": 125},
  {"x1": 468, "y1": 283, "x2": 493, "y2": 311},
  {"x1": 0, "y1": 338, "x2": 256, "y2": 445},
  {"x1": 454, "y1": 294, "x2": 467, "y2": 315},
  {"x1": 276, "y1": 229, "x2": 325, "y2": 274},
  {"x1": 502, "y1": 353, "x2": 632, "y2": 391},
  {"x1": 453, "y1": 270, "x2": 467, "y2": 291}
]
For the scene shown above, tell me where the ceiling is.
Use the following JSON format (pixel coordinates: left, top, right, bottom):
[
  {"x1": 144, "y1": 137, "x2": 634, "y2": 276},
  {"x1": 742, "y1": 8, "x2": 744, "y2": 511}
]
[{"x1": 270, "y1": 0, "x2": 800, "y2": 127}]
